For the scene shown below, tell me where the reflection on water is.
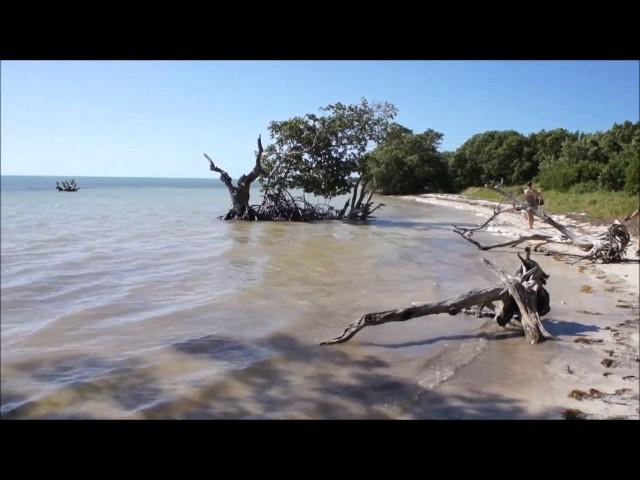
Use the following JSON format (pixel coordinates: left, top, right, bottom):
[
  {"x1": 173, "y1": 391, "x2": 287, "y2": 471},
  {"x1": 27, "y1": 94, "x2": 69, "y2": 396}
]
[{"x1": 2, "y1": 181, "x2": 511, "y2": 418}]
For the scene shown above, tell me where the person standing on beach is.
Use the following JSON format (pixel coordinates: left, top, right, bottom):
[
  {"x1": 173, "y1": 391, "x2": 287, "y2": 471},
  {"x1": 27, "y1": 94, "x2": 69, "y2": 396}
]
[
  {"x1": 623, "y1": 207, "x2": 639, "y2": 256},
  {"x1": 524, "y1": 182, "x2": 543, "y2": 229}
]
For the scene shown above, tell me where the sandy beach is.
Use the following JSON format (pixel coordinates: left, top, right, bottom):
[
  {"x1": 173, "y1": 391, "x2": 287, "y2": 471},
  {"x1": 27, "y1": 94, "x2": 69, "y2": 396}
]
[{"x1": 395, "y1": 193, "x2": 639, "y2": 419}]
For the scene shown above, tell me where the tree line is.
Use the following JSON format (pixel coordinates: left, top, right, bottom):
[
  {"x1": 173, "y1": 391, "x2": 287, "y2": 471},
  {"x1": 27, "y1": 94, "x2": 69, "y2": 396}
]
[
  {"x1": 367, "y1": 120, "x2": 639, "y2": 196},
  {"x1": 263, "y1": 98, "x2": 639, "y2": 199},
  {"x1": 446, "y1": 122, "x2": 639, "y2": 195},
  {"x1": 207, "y1": 98, "x2": 638, "y2": 221}
]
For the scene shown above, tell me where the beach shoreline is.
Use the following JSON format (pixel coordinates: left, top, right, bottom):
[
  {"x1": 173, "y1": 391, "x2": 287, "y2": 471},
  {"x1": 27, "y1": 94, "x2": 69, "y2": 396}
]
[{"x1": 393, "y1": 193, "x2": 639, "y2": 419}]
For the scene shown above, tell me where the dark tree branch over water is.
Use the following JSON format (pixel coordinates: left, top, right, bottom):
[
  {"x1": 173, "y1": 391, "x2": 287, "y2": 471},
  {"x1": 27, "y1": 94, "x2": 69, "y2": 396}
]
[{"x1": 205, "y1": 136, "x2": 265, "y2": 220}]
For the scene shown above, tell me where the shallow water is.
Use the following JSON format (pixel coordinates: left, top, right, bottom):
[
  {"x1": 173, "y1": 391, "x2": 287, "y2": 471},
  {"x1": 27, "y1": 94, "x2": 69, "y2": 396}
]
[{"x1": 2, "y1": 176, "x2": 517, "y2": 419}]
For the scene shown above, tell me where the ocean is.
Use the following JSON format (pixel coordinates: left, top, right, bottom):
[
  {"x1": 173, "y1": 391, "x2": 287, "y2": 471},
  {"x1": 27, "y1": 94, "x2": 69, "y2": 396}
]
[{"x1": 1, "y1": 175, "x2": 502, "y2": 418}]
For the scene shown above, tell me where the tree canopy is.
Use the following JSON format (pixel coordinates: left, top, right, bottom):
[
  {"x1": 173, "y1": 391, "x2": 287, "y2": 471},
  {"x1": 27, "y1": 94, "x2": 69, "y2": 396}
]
[
  {"x1": 535, "y1": 121, "x2": 639, "y2": 193},
  {"x1": 448, "y1": 131, "x2": 532, "y2": 187},
  {"x1": 260, "y1": 101, "x2": 638, "y2": 200},
  {"x1": 364, "y1": 124, "x2": 452, "y2": 194},
  {"x1": 261, "y1": 98, "x2": 397, "y2": 199}
]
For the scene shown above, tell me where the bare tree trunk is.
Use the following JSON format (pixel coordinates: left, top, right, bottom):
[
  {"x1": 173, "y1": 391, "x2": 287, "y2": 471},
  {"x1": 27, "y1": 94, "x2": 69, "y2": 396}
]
[{"x1": 205, "y1": 136, "x2": 265, "y2": 220}]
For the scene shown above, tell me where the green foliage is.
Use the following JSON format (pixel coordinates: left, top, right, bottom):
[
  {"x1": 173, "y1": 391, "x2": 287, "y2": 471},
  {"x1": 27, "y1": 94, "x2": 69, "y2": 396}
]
[
  {"x1": 527, "y1": 129, "x2": 579, "y2": 165},
  {"x1": 534, "y1": 121, "x2": 639, "y2": 193},
  {"x1": 450, "y1": 131, "x2": 532, "y2": 186},
  {"x1": 625, "y1": 153, "x2": 639, "y2": 194},
  {"x1": 536, "y1": 159, "x2": 578, "y2": 191},
  {"x1": 260, "y1": 98, "x2": 637, "y2": 201},
  {"x1": 599, "y1": 154, "x2": 629, "y2": 191},
  {"x1": 448, "y1": 149, "x2": 483, "y2": 190},
  {"x1": 537, "y1": 159, "x2": 607, "y2": 192},
  {"x1": 262, "y1": 98, "x2": 397, "y2": 199},
  {"x1": 444, "y1": 121, "x2": 638, "y2": 194},
  {"x1": 364, "y1": 125, "x2": 451, "y2": 194}
]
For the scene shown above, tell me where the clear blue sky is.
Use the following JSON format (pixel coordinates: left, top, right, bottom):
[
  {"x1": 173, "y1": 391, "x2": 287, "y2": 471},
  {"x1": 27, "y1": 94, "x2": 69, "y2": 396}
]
[{"x1": 1, "y1": 61, "x2": 638, "y2": 178}]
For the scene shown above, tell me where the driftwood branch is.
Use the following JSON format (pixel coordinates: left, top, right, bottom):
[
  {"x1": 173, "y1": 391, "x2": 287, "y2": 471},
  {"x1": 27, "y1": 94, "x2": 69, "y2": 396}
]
[
  {"x1": 321, "y1": 251, "x2": 552, "y2": 346},
  {"x1": 481, "y1": 258, "x2": 555, "y2": 344},
  {"x1": 488, "y1": 184, "x2": 591, "y2": 248},
  {"x1": 452, "y1": 184, "x2": 634, "y2": 263},
  {"x1": 320, "y1": 286, "x2": 508, "y2": 345},
  {"x1": 453, "y1": 230, "x2": 554, "y2": 251},
  {"x1": 452, "y1": 207, "x2": 516, "y2": 235}
]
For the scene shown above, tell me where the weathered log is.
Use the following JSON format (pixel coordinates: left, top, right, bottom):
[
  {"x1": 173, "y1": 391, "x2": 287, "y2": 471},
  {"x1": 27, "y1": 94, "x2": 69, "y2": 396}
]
[
  {"x1": 481, "y1": 258, "x2": 555, "y2": 344},
  {"x1": 321, "y1": 251, "x2": 553, "y2": 346},
  {"x1": 453, "y1": 230, "x2": 553, "y2": 251},
  {"x1": 320, "y1": 285, "x2": 509, "y2": 345}
]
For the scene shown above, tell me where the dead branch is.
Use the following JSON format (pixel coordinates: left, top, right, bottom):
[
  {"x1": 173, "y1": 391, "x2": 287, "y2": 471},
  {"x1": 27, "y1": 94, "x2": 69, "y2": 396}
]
[
  {"x1": 482, "y1": 258, "x2": 555, "y2": 344},
  {"x1": 320, "y1": 285, "x2": 509, "y2": 345},
  {"x1": 452, "y1": 207, "x2": 516, "y2": 235},
  {"x1": 452, "y1": 184, "x2": 634, "y2": 263},
  {"x1": 453, "y1": 230, "x2": 554, "y2": 251},
  {"x1": 321, "y1": 251, "x2": 553, "y2": 346}
]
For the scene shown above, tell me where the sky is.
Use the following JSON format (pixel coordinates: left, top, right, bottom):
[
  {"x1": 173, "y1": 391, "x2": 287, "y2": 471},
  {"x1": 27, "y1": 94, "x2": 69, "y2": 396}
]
[{"x1": 1, "y1": 60, "x2": 638, "y2": 178}]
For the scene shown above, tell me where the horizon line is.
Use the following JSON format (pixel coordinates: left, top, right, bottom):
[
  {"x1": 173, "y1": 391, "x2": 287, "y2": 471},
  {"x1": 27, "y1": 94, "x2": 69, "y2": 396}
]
[{"x1": 0, "y1": 174, "x2": 222, "y2": 180}]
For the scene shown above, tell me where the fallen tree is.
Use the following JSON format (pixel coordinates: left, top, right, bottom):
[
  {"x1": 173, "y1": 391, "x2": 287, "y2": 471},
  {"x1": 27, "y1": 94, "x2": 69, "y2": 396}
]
[
  {"x1": 452, "y1": 184, "x2": 634, "y2": 264},
  {"x1": 321, "y1": 249, "x2": 555, "y2": 346}
]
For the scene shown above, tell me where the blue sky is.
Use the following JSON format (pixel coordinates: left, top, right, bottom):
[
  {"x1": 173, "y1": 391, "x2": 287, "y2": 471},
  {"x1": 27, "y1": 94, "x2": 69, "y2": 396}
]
[{"x1": 1, "y1": 60, "x2": 638, "y2": 178}]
